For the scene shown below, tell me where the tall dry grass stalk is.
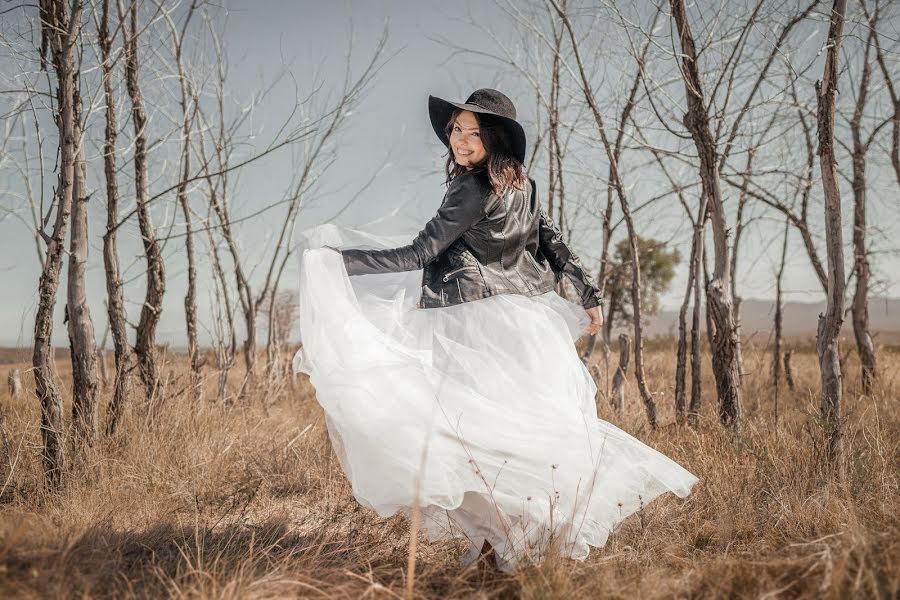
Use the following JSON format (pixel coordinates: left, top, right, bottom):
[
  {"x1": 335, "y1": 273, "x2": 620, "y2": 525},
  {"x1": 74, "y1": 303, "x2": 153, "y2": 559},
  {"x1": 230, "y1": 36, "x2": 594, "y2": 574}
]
[{"x1": 0, "y1": 339, "x2": 897, "y2": 598}]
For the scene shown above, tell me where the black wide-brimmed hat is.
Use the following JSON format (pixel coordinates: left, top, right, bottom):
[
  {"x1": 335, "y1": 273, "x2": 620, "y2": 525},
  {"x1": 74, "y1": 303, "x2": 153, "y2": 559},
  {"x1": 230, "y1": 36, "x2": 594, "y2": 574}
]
[{"x1": 428, "y1": 88, "x2": 527, "y2": 164}]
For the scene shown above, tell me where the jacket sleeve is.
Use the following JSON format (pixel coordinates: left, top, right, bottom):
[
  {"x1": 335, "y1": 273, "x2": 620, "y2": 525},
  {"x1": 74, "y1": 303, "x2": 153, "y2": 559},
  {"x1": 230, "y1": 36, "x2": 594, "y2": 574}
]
[
  {"x1": 535, "y1": 192, "x2": 604, "y2": 310},
  {"x1": 336, "y1": 172, "x2": 489, "y2": 276}
]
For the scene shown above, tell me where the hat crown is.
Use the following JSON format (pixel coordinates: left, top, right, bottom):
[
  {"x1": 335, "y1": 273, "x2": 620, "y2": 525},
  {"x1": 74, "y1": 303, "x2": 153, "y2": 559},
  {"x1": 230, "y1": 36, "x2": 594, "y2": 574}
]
[{"x1": 465, "y1": 88, "x2": 516, "y2": 120}]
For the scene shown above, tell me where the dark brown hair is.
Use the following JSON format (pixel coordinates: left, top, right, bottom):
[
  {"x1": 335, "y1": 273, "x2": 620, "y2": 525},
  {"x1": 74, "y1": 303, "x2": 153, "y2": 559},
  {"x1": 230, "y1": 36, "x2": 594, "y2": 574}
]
[{"x1": 443, "y1": 109, "x2": 526, "y2": 197}]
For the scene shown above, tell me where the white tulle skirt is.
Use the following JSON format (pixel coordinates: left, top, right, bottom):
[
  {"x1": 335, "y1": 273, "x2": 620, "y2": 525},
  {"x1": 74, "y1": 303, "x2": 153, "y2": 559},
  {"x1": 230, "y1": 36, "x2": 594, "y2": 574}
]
[{"x1": 292, "y1": 223, "x2": 698, "y2": 571}]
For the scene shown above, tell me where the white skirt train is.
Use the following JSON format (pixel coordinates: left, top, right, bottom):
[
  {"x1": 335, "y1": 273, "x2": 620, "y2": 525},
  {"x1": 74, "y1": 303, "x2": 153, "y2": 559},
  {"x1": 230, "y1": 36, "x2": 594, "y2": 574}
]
[{"x1": 292, "y1": 223, "x2": 698, "y2": 571}]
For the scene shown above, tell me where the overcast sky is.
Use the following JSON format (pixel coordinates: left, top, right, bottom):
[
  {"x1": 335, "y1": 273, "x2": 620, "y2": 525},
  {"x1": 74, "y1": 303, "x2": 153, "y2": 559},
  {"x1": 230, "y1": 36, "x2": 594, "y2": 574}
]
[{"x1": 1, "y1": 0, "x2": 897, "y2": 347}]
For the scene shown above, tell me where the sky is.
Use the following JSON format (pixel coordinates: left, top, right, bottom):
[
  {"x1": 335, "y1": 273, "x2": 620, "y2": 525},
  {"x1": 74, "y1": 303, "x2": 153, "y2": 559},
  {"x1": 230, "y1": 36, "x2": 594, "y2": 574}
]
[{"x1": 0, "y1": 0, "x2": 897, "y2": 348}]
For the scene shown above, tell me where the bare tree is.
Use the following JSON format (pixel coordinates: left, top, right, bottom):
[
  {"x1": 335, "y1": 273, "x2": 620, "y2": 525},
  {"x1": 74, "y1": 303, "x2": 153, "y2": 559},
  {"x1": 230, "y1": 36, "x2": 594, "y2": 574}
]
[
  {"x1": 545, "y1": 1, "x2": 563, "y2": 231},
  {"x1": 546, "y1": 3, "x2": 570, "y2": 302},
  {"x1": 675, "y1": 194, "x2": 707, "y2": 426},
  {"x1": 784, "y1": 350, "x2": 796, "y2": 392},
  {"x1": 688, "y1": 231, "x2": 703, "y2": 427},
  {"x1": 66, "y1": 70, "x2": 100, "y2": 444},
  {"x1": 190, "y1": 145, "x2": 238, "y2": 407},
  {"x1": 205, "y1": 206, "x2": 238, "y2": 406},
  {"x1": 120, "y1": 0, "x2": 167, "y2": 407},
  {"x1": 711, "y1": 0, "x2": 820, "y2": 393},
  {"x1": 730, "y1": 149, "x2": 754, "y2": 389},
  {"x1": 628, "y1": 116, "x2": 705, "y2": 426},
  {"x1": 96, "y1": 0, "x2": 136, "y2": 436},
  {"x1": 647, "y1": 0, "x2": 818, "y2": 427},
  {"x1": 816, "y1": 0, "x2": 848, "y2": 474},
  {"x1": 668, "y1": 0, "x2": 743, "y2": 428},
  {"x1": 196, "y1": 16, "x2": 388, "y2": 400},
  {"x1": 585, "y1": 9, "x2": 655, "y2": 365},
  {"x1": 547, "y1": 0, "x2": 658, "y2": 428},
  {"x1": 847, "y1": 0, "x2": 882, "y2": 394},
  {"x1": 158, "y1": 0, "x2": 203, "y2": 402},
  {"x1": 773, "y1": 217, "x2": 790, "y2": 427},
  {"x1": 727, "y1": 98, "x2": 785, "y2": 400},
  {"x1": 33, "y1": 0, "x2": 85, "y2": 489},
  {"x1": 0, "y1": 397, "x2": 11, "y2": 491}
]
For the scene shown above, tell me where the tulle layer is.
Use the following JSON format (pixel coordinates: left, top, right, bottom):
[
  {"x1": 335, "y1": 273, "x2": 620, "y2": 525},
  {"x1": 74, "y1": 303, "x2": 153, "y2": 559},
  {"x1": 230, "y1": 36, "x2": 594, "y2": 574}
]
[{"x1": 293, "y1": 223, "x2": 698, "y2": 570}]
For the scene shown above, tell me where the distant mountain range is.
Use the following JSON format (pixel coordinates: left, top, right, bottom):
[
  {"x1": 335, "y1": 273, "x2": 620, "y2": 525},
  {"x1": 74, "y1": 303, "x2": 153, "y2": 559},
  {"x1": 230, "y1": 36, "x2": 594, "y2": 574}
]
[{"x1": 621, "y1": 296, "x2": 900, "y2": 342}]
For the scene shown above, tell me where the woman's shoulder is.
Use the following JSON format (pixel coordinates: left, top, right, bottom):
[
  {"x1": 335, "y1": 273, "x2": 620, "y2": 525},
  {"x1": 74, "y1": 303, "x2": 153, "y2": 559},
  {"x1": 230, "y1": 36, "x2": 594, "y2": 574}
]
[
  {"x1": 447, "y1": 167, "x2": 492, "y2": 197},
  {"x1": 446, "y1": 165, "x2": 529, "y2": 206}
]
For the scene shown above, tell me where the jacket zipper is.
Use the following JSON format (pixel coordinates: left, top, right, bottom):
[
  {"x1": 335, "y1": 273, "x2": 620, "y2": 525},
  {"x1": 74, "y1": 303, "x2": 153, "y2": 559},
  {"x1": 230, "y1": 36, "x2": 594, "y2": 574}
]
[{"x1": 442, "y1": 265, "x2": 476, "y2": 282}]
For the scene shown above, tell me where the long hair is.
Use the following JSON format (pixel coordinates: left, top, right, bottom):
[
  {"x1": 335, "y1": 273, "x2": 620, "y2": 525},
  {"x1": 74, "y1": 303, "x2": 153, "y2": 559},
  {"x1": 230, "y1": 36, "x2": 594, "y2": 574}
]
[{"x1": 443, "y1": 109, "x2": 526, "y2": 197}]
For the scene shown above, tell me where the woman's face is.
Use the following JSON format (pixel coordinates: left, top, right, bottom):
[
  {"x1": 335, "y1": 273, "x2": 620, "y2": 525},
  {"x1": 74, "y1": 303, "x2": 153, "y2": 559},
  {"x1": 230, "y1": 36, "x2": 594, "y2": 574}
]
[{"x1": 450, "y1": 110, "x2": 487, "y2": 169}]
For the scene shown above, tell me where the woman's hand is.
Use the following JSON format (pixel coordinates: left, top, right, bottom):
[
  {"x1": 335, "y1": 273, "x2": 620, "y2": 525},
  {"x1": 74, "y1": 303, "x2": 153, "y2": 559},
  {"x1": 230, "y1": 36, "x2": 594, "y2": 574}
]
[{"x1": 584, "y1": 306, "x2": 603, "y2": 337}]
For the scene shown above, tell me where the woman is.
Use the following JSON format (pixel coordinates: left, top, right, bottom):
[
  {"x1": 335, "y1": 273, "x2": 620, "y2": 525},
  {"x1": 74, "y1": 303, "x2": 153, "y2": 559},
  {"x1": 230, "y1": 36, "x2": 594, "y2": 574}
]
[{"x1": 293, "y1": 88, "x2": 698, "y2": 571}]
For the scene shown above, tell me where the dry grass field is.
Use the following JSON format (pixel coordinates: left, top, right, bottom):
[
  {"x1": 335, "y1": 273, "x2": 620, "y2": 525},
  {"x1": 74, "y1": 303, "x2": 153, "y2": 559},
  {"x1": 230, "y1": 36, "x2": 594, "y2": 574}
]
[{"x1": 0, "y1": 337, "x2": 897, "y2": 599}]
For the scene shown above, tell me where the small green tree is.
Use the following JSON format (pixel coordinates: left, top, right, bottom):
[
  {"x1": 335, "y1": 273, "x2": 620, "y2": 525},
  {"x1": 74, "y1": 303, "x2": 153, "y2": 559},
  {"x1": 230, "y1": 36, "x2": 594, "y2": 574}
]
[{"x1": 604, "y1": 236, "x2": 680, "y2": 333}]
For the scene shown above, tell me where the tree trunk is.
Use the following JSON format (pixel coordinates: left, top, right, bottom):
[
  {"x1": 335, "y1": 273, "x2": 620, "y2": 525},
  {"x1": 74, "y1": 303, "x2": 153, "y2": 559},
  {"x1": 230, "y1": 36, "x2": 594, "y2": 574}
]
[
  {"x1": 165, "y1": 3, "x2": 202, "y2": 403},
  {"x1": 546, "y1": 15, "x2": 562, "y2": 239},
  {"x1": 670, "y1": 0, "x2": 743, "y2": 428},
  {"x1": 67, "y1": 90, "x2": 100, "y2": 444},
  {"x1": 122, "y1": 0, "x2": 166, "y2": 406},
  {"x1": 619, "y1": 198, "x2": 657, "y2": 429},
  {"x1": 611, "y1": 334, "x2": 631, "y2": 415},
  {"x1": 205, "y1": 155, "x2": 257, "y2": 400},
  {"x1": 265, "y1": 291, "x2": 280, "y2": 381},
  {"x1": 548, "y1": 17, "x2": 571, "y2": 304},
  {"x1": 0, "y1": 400, "x2": 11, "y2": 495},
  {"x1": 890, "y1": 102, "x2": 900, "y2": 191},
  {"x1": 202, "y1": 163, "x2": 238, "y2": 407},
  {"x1": 850, "y1": 169, "x2": 877, "y2": 397},
  {"x1": 579, "y1": 179, "x2": 614, "y2": 365},
  {"x1": 209, "y1": 246, "x2": 236, "y2": 407},
  {"x1": 100, "y1": 0, "x2": 136, "y2": 436},
  {"x1": 263, "y1": 268, "x2": 296, "y2": 380},
  {"x1": 688, "y1": 245, "x2": 703, "y2": 427},
  {"x1": 783, "y1": 351, "x2": 796, "y2": 392},
  {"x1": 850, "y1": 22, "x2": 877, "y2": 395},
  {"x1": 181, "y1": 197, "x2": 201, "y2": 401},
  {"x1": 815, "y1": 0, "x2": 848, "y2": 474},
  {"x1": 33, "y1": 0, "x2": 84, "y2": 489},
  {"x1": 196, "y1": 120, "x2": 240, "y2": 406},
  {"x1": 674, "y1": 268, "x2": 690, "y2": 425},
  {"x1": 773, "y1": 218, "x2": 790, "y2": 426},
  {"x1": 676, "y1": 196, "x2": 707, "y2": 425},
  {"x1": 731, "y1": 151, "x2": 755, "y2": 391},
  {"x1": 702, "y1": 242, "x2": 715, "y2": 349},
  {"x1": 240, "y1": 312, "x2": 258, "y2": 399}
]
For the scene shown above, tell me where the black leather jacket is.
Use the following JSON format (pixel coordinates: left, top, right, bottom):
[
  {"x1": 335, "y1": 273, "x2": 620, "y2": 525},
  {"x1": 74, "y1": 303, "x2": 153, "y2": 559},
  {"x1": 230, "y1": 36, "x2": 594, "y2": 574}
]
[{"x1": 335, "y1": 166, "x2": 603, "y2": 310}]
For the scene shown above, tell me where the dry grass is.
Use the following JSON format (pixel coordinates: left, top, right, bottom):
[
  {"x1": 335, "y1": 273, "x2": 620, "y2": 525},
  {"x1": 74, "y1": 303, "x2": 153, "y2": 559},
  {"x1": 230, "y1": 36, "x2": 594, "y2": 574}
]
[{"x1": 0, "y1": 338, "x2": 897, "y2": 599}]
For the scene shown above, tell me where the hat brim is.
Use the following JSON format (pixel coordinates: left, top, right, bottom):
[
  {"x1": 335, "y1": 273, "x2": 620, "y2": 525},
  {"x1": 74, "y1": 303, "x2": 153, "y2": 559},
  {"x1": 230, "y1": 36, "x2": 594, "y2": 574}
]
[{"x1": 428, "y1": 95, "x2": 527, "y2": 165}]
